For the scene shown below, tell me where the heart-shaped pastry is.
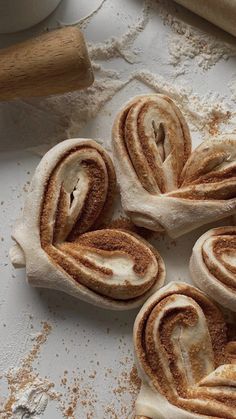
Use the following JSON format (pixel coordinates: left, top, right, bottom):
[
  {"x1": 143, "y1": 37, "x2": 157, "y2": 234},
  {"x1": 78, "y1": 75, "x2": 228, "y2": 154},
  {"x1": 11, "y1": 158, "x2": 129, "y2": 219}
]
[
  {"x1": 133, "y1": 281, "x2": 236, "y2": 419},
  {"x1": 112, "y1": 94, "x2": 236, "y2": 238},
  {"x1": 190, "y1": 226, "x2": 236, "y2": 312},
  {"x1": 10, "y1": 139, "x2": 165, "y2": 310}
]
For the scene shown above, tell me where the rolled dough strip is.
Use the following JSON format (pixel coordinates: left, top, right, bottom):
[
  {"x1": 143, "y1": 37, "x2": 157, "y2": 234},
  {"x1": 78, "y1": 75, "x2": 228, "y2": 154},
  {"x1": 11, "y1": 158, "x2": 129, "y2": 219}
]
[{"x1": 174, "y1": 0, "x2": 236, "y2": 37}]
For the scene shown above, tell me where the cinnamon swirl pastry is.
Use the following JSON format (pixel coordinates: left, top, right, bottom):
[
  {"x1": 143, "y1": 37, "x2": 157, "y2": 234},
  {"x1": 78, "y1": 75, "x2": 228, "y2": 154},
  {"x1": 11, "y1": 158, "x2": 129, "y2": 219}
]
[
  {"x1": 10, "y1": 139, "x2": 165, "y2": 310},
  {"x1": 112, "y1": 94, "x2": 236, "y2": 237},
  {"x1": 133, "y1": 281, "x2": 236, "y2": 419},
  {"x1": 190, "y1": 226, "x2": 236, "y2": 312}
]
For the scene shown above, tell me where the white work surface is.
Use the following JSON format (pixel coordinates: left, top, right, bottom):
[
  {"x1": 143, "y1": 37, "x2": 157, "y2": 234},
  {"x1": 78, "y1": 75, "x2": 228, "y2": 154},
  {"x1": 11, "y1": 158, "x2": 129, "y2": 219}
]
[{"x1": 0, "y1": 0, "x2": 236, "y2": 418}]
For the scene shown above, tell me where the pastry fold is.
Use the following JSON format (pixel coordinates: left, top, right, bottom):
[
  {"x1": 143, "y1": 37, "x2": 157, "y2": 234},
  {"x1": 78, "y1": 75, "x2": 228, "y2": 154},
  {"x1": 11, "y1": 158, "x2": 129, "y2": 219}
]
[
  {"x1": 112, "y1": 94, "x2": 236, "y2": 238},
  {"x1": 10, "y1": 139, "x2": 165, "y2": 310},
  {"x1": 190, "y1": 226, "x2": 236, "y2": 312},
  {"x1": 133, "y1": 281, "x2": 236, "y2": 419}
]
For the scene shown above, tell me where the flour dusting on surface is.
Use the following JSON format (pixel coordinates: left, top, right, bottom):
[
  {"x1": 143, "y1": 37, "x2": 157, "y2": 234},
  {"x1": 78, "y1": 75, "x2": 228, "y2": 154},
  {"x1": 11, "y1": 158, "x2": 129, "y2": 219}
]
[
  {"x1": 87, "y1": 0, "x2": 151, "y2": 64},
  {"x1": 9, "y1": 0, "x2": 234, "y2": 153},
  {"x1": 12, "y1": 379, "x2": 50, "y2": 419},
  {"x1": 130, "y1": 70, "x2": 233, "y2": 136},
  {"x1": 28, "y1": 0, "x2": 235, "y2": 150},
  {"x1": 63, "y1": 69, "x2": 234, "y2": 144},
  {"x1": 157, "y1": 0, "x2": 236, "y2": 72},
  {"x1": 1, "y1": 0, "x2": 236, "y2": 417},
  {"x1": 229, "y1": 77, "x2": 236, "y2": 102},
  {"x1": 66, "y1": 78, "x2": 128, "y2": 139},
  {"x1": 56, "y1": 339, "x2": 141, "y2": 418},
  {"x1": 0, "y1": 322, "x2": 57, "y2": 419}
]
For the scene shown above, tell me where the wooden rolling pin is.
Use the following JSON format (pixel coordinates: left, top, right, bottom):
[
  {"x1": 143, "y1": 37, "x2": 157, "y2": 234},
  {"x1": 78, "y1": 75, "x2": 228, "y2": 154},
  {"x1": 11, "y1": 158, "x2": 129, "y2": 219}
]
[
  {"x1": 0, "y1": 26, "x2": 94, "y2": 100},
  {"x1": 174, "y1": 0, "x2": 236, "y2": 37}
]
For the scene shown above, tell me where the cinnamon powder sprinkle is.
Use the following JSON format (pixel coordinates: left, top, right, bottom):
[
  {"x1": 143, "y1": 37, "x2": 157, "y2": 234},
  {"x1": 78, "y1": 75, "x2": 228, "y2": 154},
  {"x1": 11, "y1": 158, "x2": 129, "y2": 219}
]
[
  {"x1": 1, "y1": 322, "x2": 57, "y2": 419},
  {"x1": 59, "y1": 361, "x2": 140, "y2": 418},
  {"x1": 207, "y1": 110, "x2": 231, "y2": 136}
]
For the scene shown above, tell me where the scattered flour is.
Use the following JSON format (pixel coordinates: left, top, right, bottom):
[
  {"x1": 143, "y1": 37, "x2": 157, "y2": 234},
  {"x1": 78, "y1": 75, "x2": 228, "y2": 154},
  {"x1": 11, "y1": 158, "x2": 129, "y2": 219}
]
[
  {"x1": 229, "y1": 77, "x2": 236, "y2": 101},
  {"x1": 66, "y1": 78, "x2": 127, "y2": 137},
  {"x1": 26, "y1": 67, "x2": 235, "y2": 155},
  {"x1": 168, "y1": 26, "x2": 236, "y2": 72},
  {"x1": 87, "y1": 0, "x2": 151, "y2": 64},
  {"x1": 14, "y1": 0, "x2": 235, "y2": 155},
  {"x1": 64, "y1": 69, "x2": 234, "y2": 144},
  {"x1": 12, "y1": 379, "x2": 50, "y2": 419},
  {"x1": 53, "y1": 0, "x2": 236, "y2": 73},
  {"x1": 0, "y1": 322, "x2": 58, "y2": 419},
  {"x1": 157, "y1": 0, "x2": 236, "y2": 72},
  {"x1": 34, "y1": 0, "x2": 235, "y2": 150},
  {"x1": 130, "y1": 70, "x2": 233, "y2": 136},
  {"x1": 57, "y1": 0, "x2": 151, "y2": 64},
  {"x1": 2, "y1": 1, "x2": 236, "y2": 416}
]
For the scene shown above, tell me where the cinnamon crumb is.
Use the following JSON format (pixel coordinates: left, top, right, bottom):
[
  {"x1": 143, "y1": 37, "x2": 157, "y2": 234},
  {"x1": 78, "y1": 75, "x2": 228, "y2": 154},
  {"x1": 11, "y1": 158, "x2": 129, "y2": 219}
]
[{"x1": 207, "y1": 110, "x2": 231, "y2": 136}]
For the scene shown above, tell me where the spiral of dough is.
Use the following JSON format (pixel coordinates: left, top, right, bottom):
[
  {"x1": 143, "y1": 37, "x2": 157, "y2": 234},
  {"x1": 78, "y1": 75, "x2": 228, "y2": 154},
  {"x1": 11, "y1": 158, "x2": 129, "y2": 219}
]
[
  {"x1": 10, "y1": 138, "x2": 165, "y2": 309},
  {"x1": 112, "y1": 94, "x2": 236, "y2": 237},
  {"x1": 190, "y1": 226, "x2": 236, "y2": 312},
  {"x1": 133, "y1": 282, "x2": 236, "y2": 418}
]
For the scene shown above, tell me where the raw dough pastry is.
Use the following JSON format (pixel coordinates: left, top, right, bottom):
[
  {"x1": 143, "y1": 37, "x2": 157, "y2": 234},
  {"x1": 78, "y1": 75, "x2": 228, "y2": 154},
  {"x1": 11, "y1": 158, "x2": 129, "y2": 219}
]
[
  {"x1": 10, "y1": 138, "x2": 165, "y2": 310},
  {"x1": 190, "y1": 226, "x2": 236, "y2": 312},
  {"x1": 112, "y1": 94, "x2": 236, "y2": 238},
  {"x1": 133, "y1": 281, "x2": 236, "y2": 419},
  {"x1": 174, "y1": 0, "x2": 236, "y2": 38}
]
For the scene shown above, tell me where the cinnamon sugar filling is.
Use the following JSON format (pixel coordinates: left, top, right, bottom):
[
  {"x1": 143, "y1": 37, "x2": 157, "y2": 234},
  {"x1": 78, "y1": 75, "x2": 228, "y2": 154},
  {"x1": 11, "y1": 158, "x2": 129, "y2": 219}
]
[
  {"x1": 135, "y1": 286, "x2": 234, "y2": 417},
  {"x1": 40, "y1": 145, "x2": 115, "y2": 247},
  {"x1": 44, "y1": 229, "x2": 159, "y2": 300},
  {"x1": 38, "y1": 142, "x2": 163, "y2": 301},
  {"x1": 202, "y1": 232, "x2": 236, "y2": 292},
  {"x1": 118, "y1": 96, "x2": 191, "y2": 194}
]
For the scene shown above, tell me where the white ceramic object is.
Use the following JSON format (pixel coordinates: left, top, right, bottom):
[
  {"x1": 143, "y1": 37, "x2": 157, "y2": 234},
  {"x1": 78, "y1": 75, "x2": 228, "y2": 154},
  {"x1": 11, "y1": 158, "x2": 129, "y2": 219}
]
[{"x1": 0, "y1": 0, "x2": 61, "y2": 33}]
